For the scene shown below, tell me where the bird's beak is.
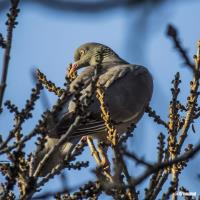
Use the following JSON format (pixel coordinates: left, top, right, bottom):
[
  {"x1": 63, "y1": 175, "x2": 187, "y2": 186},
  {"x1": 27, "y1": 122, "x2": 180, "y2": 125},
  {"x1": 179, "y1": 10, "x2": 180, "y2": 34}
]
[{"x1": 69, "y1": 62, "x2": 78, "y2": 77}]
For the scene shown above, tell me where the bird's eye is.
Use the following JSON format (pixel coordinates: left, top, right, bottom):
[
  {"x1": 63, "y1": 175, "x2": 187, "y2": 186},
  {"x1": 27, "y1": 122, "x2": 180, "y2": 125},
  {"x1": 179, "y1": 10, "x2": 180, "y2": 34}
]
[{"x1": 80, "y1": 49, "x2": 85, "y2": 57}]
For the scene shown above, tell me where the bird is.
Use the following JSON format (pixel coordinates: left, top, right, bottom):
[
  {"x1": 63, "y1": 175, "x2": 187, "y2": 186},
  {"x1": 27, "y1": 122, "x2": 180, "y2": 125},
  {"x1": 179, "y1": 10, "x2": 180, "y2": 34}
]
[{"x1": 33, "y1": 42, "x2": 153, "y2": 176}]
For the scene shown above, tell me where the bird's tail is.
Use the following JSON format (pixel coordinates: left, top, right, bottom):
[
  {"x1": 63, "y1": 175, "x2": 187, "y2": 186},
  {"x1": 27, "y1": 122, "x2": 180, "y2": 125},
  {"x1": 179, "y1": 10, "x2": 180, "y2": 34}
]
[{"x1": 32, "y1": 136, "x2": 80, "y2": 177}]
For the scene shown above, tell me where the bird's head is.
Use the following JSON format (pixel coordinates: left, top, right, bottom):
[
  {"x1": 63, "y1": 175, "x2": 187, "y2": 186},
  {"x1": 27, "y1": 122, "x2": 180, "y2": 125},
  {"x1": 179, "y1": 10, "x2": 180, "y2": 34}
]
[{"x1": 69, "y1": 42, "x2": 120, "y2": 76}]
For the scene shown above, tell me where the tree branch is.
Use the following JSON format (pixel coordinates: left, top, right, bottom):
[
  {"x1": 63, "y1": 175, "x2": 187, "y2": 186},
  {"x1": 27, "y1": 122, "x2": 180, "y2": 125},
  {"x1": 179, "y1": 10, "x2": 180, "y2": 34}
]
[{"x1": 0, "y1": 0, "x2": 20, "y2": 110}]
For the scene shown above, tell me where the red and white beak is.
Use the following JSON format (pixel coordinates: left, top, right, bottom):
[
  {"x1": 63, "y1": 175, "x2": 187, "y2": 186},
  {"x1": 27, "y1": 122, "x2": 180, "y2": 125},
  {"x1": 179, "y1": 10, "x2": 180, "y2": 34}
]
[{"x1": 69, "y1": 62, "x2": 78, "y2": 76}]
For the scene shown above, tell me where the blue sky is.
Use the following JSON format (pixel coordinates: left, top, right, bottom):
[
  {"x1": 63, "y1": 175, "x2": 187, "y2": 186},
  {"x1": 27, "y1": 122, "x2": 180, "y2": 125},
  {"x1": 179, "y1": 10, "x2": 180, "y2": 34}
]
[{"x1": 0, "y1": 0, "x2": 200, "y2": 199}]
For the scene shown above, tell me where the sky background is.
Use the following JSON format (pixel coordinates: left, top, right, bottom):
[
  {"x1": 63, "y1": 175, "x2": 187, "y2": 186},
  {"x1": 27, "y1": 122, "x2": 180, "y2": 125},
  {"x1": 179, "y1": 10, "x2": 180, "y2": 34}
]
[{"x1": 0, "y1": 0, "x2": 200, "y2": 199}]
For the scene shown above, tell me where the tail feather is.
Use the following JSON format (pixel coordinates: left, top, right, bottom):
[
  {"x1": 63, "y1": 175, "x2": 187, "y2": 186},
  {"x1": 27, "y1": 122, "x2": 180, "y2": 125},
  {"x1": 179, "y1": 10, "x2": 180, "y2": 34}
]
[{"x1": 33, "y1": 137, "x2": 80, "y2": 177}]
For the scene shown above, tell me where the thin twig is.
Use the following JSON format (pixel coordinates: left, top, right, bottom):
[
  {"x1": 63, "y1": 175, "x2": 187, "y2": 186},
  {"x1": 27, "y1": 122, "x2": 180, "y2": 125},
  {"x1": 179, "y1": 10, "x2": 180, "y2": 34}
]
[
  {"x1": 167, "y1": 24, "x2": 195, "y2": 71},
  {"x1": 123, "y1": 148, "x2": 153, "y2": 168},
  {"x1": 0, "y1": 0, "x2": 20, "y2": 110}
]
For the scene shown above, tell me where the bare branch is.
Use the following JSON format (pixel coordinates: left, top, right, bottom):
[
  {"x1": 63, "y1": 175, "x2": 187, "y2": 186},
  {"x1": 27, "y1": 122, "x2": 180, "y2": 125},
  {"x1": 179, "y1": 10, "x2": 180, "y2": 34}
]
[
  {"x1": 0, "y1": 0, "x2": 20, "y2": 110},
  {"x1": 130, "y1": 141, "x2": 200, "y2": 187},
  {"x1": 167, "y1": 24, "x2": 195, "y2": 71}
]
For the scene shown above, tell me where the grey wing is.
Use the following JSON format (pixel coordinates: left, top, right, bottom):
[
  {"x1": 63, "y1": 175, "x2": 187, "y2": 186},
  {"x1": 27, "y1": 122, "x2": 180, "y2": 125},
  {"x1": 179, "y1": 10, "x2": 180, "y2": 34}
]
[{"x1": 48, "y1": 110, "x2": 106, "y2": 139}]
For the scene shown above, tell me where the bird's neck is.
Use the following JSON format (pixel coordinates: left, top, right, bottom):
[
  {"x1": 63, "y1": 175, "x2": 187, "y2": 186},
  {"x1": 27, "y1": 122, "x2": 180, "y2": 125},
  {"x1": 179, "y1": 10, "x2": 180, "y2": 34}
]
[{"x1": 102, "y1": 54, "x2": 128, "y2": 65}]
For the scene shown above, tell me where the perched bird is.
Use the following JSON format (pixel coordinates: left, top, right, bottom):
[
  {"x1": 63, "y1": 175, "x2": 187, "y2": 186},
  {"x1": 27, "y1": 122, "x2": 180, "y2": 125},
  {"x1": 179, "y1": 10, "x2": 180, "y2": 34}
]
[{"x1": 33, "y1": 42, "x2": 153, "y2": 176}]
